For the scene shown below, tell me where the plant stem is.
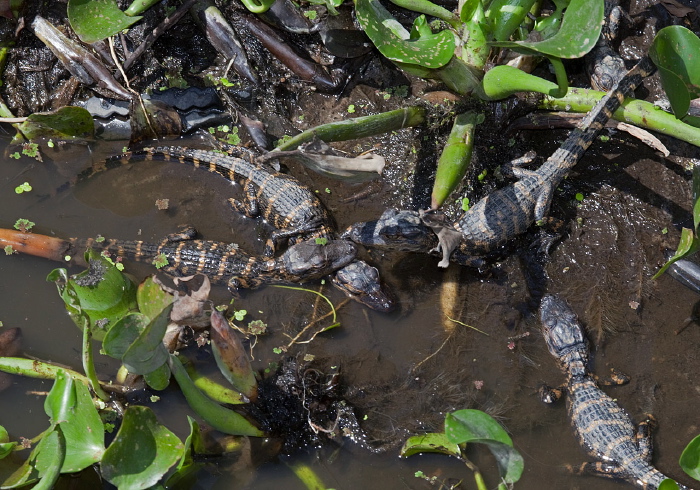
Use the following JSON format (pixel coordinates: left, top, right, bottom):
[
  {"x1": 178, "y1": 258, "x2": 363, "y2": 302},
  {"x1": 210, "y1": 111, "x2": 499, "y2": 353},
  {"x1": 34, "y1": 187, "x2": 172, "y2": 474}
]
[
  {"x1": 82, "y1": 327, "x2": 109, "y2": 401},
  {"x1": 274, "y1": 106, "x2": 426, "y2": 151},
  {"x1": 389, "y1": 0, "x2": 460, "y2": 28},
  {"x1": 540, "y1": 88, "x2": 700, "y2": 147}
]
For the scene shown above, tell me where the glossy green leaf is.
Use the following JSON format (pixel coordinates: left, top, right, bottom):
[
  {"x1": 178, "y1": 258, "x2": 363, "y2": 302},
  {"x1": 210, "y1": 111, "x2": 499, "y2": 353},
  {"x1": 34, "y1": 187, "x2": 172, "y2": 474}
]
[
  {"x1": 659, "y1": 479, "x2": 681, "y2": 490},
  {"x1": 481, "y1": 64, "x2": 560, "y2": 100},
  {"x1": 210, "y1": 310, "x2": 257, "y2": 402},
  {"x1": 445, "y1": 409, "x2": 524, "y2": 483},
  {"x1": 143, "y1": 362, "x2": 171, "y2": 391},
  {"x1": 0, "y1": 426, "x2": 17, "y2": 459},
  {"x1": 122, "y1": 304, "x2": 172, "y2": 375},
  {"x1": 680, "y1": 434, "x2": 700, "y2": 480},
  {"x1": 101, "y1": 406, "x2": 184, "y2": 490},
  {"x1": 67, "y1": 0, "x2": 142, "y2": 44},
  {"x1": 389, "y1": 0, "x2": 459, "y2": 27},
  {"x1": 103, "y1": 313, "x2": 149, "y2": 359},
  {"x1": 136, "y1": 277, "x2": 174, "y2": 322},
  {"x1": 650, "y1": 26, "x2": 700, "y2": 119},
  {"x1": 486, "y1": 0, "x2": 537, "y2": 42},
  {"x1": 492, "y1": 0, "x2": 603, "y2": 58},
  {"x1": 44, "y1": 370, "x2": 75, "y2": 425},
  {"x1": 32, "y1": 427, "x2": 65, "y2": 489},
  {"x1": 124, "y1": 0, "x2": 160, "y2": 16},
  {"x1": 355, "y1": 0, "x2": 455, "y2": 68},
  {"x1": 400, "y1": 432, "x2": 461, "y2": 457},
  {"x1": 169, "y1": 354, "x2": 263, "y2": 437},
  {"x1": 184, "y1": 360, "x2": 249, "y2": 405},
  {"x1": 460, "y1": 0, "x2": 490, "y2": 70},
  {"x1": 653, "y1": 227, "x2": 700, "y2": 279},
  {"x1": 164, "y1": 417, "x2": 205, "y2": 488},
  {"x1": 16, "y1": 106, "x2": 94, "y2": 141},
  {"x1": 47, "y1": 248, "x2": 138, "y2": 340}
]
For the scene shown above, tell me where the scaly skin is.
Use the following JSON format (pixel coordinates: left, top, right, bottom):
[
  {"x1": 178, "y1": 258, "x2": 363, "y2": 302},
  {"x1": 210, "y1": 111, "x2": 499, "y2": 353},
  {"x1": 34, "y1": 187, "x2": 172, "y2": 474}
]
[
  {"x1": 0, "y1": 228, "x2": 357, "y2": 289},
  {"x1": 77, "y1": 146, "x2": 394, "y2": 311},
  {"x1": 540, "y1": 294, "x2": 691, "y2": 490},
  {"x1": 345, "y1": 57, "x2": 656, "y2": 268}
]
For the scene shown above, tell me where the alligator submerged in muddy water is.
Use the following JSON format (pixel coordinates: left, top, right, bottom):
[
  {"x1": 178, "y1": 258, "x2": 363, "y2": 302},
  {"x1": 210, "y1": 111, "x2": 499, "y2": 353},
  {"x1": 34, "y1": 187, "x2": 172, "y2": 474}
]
[{"x1": 540, "y1": 294, "x2": 692, "y2": 490}]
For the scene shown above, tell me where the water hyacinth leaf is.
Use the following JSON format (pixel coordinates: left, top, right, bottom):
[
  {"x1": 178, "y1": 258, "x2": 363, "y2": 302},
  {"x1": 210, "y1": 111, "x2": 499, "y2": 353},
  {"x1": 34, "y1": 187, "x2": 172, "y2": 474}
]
[
  {"x1": 445, "y1": 409, "x2": 524, "y2": 483},
  {"x1": 122, "y1": 304, "x2": 172, "y2": 374},
  {"x1": 492, "y1": 0, "x2": 603, "y2": 59},
  {"x1": 650, "y1": 26, "x2": 700, "y2": 120},
  {"x1": 16, "y1": 106, "x2": 94, "y2": 141},
  {"x1": 389, "y1": 0, "x2": 459, "y2": 27},
  {"x1": 210, "y1": 310, "x2": 258, "y2": 402},
  {"x1": 124, "y1": 0, "x2": 160, "y2": 16},
  {"x1": 103, "y1": 312, "x2": 149, "y2": 359},
  {"x1": 67, "y1": 0, "x2": 142, "y2": 44},
  {"x1": 487, "y1": 0, "x2": 537, "y2": 42},
  {"x1": 169, "y1": 354, "x2": 263, "y2": 437},
  {"x1": 0, "y1": 426, "x2": 17, "y2": 459},
  {"x1": 355, "y1": 0, "x2": 455, "y2": 69},
  {"x1": 32, "y1": 427, "x2": 65, "y2": 489},
  {"x1": 143, "y1": 362, "x2": 171, "y2": 391},
  {"x1": 47, "y1": 248, "x2": 138, "y2": 340},
  {"x1": 44, "y1": 370, "x2": 75, "y2": 425},
  {"x1": 52, "y1": 378, "x2": 105, "y2": 472},
  {"x1": 659, "y1": 479, "x2": 681, "y2": 490},
  {"x1": 653, "y1": 227, "x2": 700, "y2": 279},
  {"x1": 101, "y1": 406, "x2": 184, "y2": 490},
  {"x1": 679, "y1": 434, "x2": 700, "y2": 480},
  {"x1": 164, "y1": 417, "x2": 204, "y2": 488},
  {"x1": 136, "y1": 276, "x2": 174, "y2": 322},
  {"x1": 400, "y1": 432, "x2": 461, "y2": 458},
  {"x1": 481, "y1": 64, "x2": 560, "y2": 100}
]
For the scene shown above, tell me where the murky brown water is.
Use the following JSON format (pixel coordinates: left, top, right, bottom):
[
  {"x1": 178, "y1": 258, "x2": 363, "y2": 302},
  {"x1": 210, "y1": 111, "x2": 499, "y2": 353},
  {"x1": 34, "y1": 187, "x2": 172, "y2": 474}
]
[{"x1": 0, "y1": 121, "x2": 698, "y2": 490}]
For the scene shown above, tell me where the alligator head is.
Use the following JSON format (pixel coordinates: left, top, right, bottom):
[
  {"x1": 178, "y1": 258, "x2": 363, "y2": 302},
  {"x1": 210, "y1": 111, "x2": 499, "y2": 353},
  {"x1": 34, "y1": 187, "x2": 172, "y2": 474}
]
[
  {"x1": 281, "y1": 239, "x2": 357, "y2": 280},
  {"x1": 332, "y1": 260, "x2": 395, "y2": 312},
  {"x1": 540, "y1": 294, "x2": 589, "y2": 369},
  {"x1": 343, "y1": 209, "x2": 438, "y2": 252}
]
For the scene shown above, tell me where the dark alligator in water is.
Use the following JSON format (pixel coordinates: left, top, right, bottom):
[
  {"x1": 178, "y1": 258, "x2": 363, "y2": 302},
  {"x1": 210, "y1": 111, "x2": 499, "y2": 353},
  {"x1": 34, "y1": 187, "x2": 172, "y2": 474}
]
[
  {"x1": 345, "y1": 57, "x2": 656, "y2": 268},
  {"x1": 540, "y1": 294, "x2": 692, "y2": 490},
  {"x1": 76, "y1": 146, "x2": 394, "y2": 311},
  {"x1": 0, "y1": 228, "x2": 357, "y2": 289}
]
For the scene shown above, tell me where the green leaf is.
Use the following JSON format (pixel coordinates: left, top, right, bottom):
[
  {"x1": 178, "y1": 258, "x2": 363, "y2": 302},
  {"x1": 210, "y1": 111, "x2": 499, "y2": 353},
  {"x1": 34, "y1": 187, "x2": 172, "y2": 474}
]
[
  {"x1": 32, "y1": 427, "x2": 65, "y2": 489},
  {"x1": 164, "y1": 417, "x2": 204, "y2": 488},
  {"x1": 143, "y1": 362, "x2": 171, "y2": 391},
  {"x1": 486, "y1": 0, "x2": 537, "y2": 42},
  {"x1": 680, "y1": 434, "x2": 700, "y2": 480},
  {"x1": 492, "y1": 0, "x2": 603, "y2": 58},
  {"x1": 136, "y1": 276, "x2": 174, "y2": 322},
  {"x1": 400, "y1": 432, "x2": 461, "y2": 457},
  {"x1": 122, "y1": 304, "x2": 172, "y2": 375},
  {"x1": 652, "y1": 227, "x2": 700, "y2": 279},
  {"x1": 481, "y1": 64, "x2": 560, "y2": 100},
  {"x1": 101, "y1": 406, "x2": 184, "y2": 490},
  {"x1": 650, "y1": 26, "x2": 700, "y2": 119},
  {"x1": 659, "y1": 479, "x2": 681, "y2": 490},
  {"x1": 354, "y1": 0, "x2": 455, "y2": 69},
  {"x1": 0, "y1": 426, "x2": 17, "y2": 460},
  {"x1": 15, "y1": 106, "x2": 94, "y2": 141},
  {"x1": 44, "y1": 370, "x2": 76, "y2": 425},
  {"x1": 183, "y1": 359, "x2": 249, "y2": 405},
  {"x1": 47, "y1": 248, "x2": 138, "y2": 340},
  {"x1": 67, "y1": 0, "x2": 142, "y2": 44},
  {"x1": 0, "y1": 357, "x2": 91, "y2": 384},
  {"x1": 102, "y1": 313, "x2": 149, "y2": 359},
  {"x1": 169, "y1": 354, "x2": 263, "y2": 437},
  {"x1": 445, "y1": 409, "x2": 524, "y2": 484}
]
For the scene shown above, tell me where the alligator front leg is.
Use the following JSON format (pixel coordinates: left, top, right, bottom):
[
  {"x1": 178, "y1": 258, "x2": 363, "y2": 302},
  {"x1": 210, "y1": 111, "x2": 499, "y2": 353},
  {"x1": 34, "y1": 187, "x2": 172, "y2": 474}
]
[
  {"x1": 571, "y1": 461, "x2": 627, "y2": 480},
  {"x1": 228, "y1": 181, "x2": 260, "y2": 219},
  {"x1": 164, "y1": 225, "x2": 198, "y2": 242},
  {"x1": 635, "y1": 414, "x2": 658, "y2": 462}
]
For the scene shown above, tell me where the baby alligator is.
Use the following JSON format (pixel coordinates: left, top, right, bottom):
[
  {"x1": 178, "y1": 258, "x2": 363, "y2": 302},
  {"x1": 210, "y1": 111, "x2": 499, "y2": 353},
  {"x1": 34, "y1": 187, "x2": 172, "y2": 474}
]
[
  {"x1": 346, "y1": 57, "x2": 656, "y2": 267},
  {"x1": 540, "y1": 294, "x2": 691, "y2": 490},
  {"x1": 77, "y1": 146, "x2": 394, "y2": 311},
  {"x1": 0, "y1": 228, "x2": 357, "y2": 289}
]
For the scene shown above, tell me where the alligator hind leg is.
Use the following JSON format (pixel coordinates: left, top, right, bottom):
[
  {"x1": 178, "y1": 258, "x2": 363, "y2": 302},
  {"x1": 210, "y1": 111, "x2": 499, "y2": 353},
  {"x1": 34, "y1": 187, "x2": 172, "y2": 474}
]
[
  {"x1": 501, "y1": 151, "x2": 537, "y2": 178},
  {"x1": 570, "y1": 461, "x2": 625, "y2": 479},
  {"x1": 228, "y1": 181, "x2": 260, "y2": 218},
  {"x1": 635, "y1": 414, "x2": 658, "y2": 462},
  {"x1": 165, "y1": 225, "x2": 198, "y2": 242}
]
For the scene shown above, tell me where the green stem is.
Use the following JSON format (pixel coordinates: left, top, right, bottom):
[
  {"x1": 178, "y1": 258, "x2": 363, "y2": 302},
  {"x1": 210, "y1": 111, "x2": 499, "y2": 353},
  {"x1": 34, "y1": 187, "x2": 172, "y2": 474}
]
[
  {"x1": 82, "y1": 327, "x2": 109, "y2": 401},
  {"x1": 431, "y1": 111, "x2": 479, "y2": 209},
  {"x1": 274, "y1": 106, "x2": 426, "y2": 151},
  {"x1": 389, "y1": 0, "x2": 460, "y2": 28},
  {"x1": 540, "y1": 88, "x2": 700, "y2": 147},
  {"x1": 547, "y1": 56, "x2": 568, "y2": 98}
]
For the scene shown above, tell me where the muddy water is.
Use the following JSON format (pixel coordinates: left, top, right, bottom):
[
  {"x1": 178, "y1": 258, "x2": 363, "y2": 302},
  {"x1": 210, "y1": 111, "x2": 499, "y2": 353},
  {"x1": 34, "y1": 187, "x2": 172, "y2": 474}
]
[{"x1": 0, "y1": 132, "x2": 698, "y2": 489}]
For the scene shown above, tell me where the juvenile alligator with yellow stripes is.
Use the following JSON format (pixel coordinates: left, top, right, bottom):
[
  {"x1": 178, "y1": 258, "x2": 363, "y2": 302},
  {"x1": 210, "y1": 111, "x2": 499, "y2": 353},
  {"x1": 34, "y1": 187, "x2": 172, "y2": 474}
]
[
  {"x1": 77, "y1": 146, "x2": 394, "y2": 311},
  {"x1": 0, "y1": 228, "x2": 357, "y2": 289},
  {"x1": 345, "y1": 57, "x2": 656, "y2": 268},
  {"x1": 540, "y1": 294, "x2": 692, "y2": 490}
]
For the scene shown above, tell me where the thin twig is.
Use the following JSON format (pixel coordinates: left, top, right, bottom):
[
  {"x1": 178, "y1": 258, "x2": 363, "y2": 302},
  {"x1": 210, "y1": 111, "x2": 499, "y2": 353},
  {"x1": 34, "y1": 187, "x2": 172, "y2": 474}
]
[
  {"x1": 286, "y1": 298, "x2": 350, "y2": 348},
  {"x1": 446, "y1": 316, "x2": 489, "y2": 336}
]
